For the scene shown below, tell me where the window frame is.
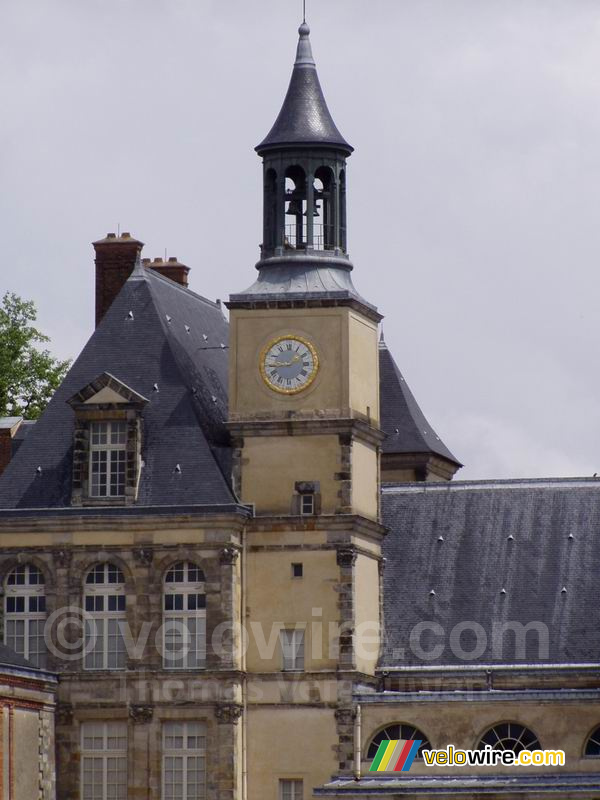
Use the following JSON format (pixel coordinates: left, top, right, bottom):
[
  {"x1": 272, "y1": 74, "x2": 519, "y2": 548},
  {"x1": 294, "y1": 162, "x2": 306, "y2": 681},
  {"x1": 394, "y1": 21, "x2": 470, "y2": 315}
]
[
  {"x1": 477, "y1": 722, "x2": 541, "y2": 753},
  {"x1": 279, "y1": 778, "x2": 303, "y2": 800},
  {"x1": 366, "y1": 724, "x2": 431, "y2": 762},
  {"x1": 162, "y1": 721, "x2": 207, "y2": 800},
  {"x1": 300, "y1": 494, "x2": 315, "y2": 516},
  {"x1": 584, "y1": 725, "x2": 600, "y2": 757},
  {"x1": 83, "y1": 563, "x2": 127, "y2": 671},
  {"x1": 80, "y1": 720, "x2": 127, "y2": 800},
  {"x1": 3, "y1": 564, "x2": 47, "y2": 668},
  {"x1": 89, "y1": 421, "x2": 127, "y2": 499},
  {"x1": 279, "y1": 628, "x2": 305, "y2": 672},
  {"x1": 163, "y1": 562, "x2": 207, "y2": 671}
]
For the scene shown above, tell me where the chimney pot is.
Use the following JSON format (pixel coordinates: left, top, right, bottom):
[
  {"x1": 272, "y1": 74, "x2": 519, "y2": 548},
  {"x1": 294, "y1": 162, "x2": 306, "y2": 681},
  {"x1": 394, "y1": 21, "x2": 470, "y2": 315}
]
[
  {"x1": 168, "y1": 257, "x2": 178, "y2": 263},
  {"x1": 142, "y1": 258, "x2": 151, "y2": 265},
  {"x1": 107, "y1": 233, "x2": 116, "y2": 239},
  {"x1": 121, "y1": 232, "x2": 131, "y2": 239}
]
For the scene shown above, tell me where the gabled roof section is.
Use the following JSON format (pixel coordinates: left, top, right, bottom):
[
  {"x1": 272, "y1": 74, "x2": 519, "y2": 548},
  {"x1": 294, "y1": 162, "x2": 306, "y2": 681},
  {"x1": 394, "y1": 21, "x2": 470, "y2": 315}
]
[
  {"x1": 379, "y1": 337, "x2": 461, "y2": 466},
  {"x1": 256, "y1": 23, "x2": 353, "y2": 154},
  {"x1": 67, "y1": 372, "x2": 149, "y2": 407},
  {"x1": 0, "y1": 267, "x2": 234, "y2": 509},
  {"x1": 381, "y1": 479, "x2": 600, "y2": 666}
]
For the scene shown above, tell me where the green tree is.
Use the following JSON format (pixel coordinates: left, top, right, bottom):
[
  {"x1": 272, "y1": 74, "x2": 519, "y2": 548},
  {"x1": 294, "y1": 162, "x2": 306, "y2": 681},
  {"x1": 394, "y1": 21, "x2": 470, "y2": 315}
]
[{"x1": 0, "y1": 292, "x2": 71, "y2": 419}]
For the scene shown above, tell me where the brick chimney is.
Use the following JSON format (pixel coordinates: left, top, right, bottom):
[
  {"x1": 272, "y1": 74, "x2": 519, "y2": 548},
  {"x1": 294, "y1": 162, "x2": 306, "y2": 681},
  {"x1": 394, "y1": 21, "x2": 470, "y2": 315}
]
[
  {"x1": 143, "y1": 256, "x2": 190, "y2": 288},
  {"x1": 0, "y1": 417, "x2": 23, "y2": 476},
  {"x1": 94, "y1": 232, "x2": 144, "y2": 327}
]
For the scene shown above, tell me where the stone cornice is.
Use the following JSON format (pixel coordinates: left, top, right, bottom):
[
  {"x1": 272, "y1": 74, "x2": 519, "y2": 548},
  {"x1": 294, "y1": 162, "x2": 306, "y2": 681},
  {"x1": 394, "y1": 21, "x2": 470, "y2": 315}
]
[
  {"x1": 0, "y1": 505, "x2": 251, "y2": 534},
  {"x1": 246, "y1": 513, "x2": 387, "y2": 541},
  {"x1": 227, "y1": 417, "x2": 385, "y2": 447}
]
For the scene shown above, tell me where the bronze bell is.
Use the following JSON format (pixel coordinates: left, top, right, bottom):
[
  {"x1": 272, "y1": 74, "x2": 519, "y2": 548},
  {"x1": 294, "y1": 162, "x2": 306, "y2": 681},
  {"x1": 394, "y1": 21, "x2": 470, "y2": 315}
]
[{"x1": 286, "y1": 198, "x2": 303, "y2": 216}]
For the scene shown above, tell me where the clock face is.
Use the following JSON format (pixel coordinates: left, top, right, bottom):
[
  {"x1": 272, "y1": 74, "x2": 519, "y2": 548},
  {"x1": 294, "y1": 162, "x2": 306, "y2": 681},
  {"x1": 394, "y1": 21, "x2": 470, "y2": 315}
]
[{"x1": 260, "y1": 335, "x2": 319, "y2": 394}]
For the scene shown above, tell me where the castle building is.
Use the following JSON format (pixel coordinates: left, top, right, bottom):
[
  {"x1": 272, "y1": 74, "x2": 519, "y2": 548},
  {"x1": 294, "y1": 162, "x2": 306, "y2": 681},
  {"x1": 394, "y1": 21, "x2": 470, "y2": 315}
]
[{"x1": 0, "y1": 18, "x2": 599, "y2": 800}]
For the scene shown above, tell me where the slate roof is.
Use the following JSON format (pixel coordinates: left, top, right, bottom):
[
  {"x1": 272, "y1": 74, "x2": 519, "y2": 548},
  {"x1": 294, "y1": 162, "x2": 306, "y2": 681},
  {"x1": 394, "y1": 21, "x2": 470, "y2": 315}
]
[
  {"x1": 316, "y1": 774, "x2": 600, "y2": 796},
  {"x1": 0, "y1": 642, "x2": 39, "y2": 670},
  {"x1": 379, "y1": 338, "x2": 461, "y2": 465},
  {"x1": 256, "y1": 23, "x2": 353, "y2": 154},
  {"x1": 0, "y1": 264, "x2": 235, "y2": 509},
  {"x1": 381, "y1": 479, "x2": 600, "y2": 667},
  {"x1": 228, "y1": 258, "x2": 380, "y2": 320}
]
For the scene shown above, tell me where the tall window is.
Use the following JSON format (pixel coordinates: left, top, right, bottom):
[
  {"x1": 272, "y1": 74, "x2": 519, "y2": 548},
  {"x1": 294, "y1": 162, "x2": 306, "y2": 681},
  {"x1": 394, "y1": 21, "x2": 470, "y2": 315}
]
[
  {"x1": 280, "y1": 629, "x2": 304, "y2": 671},
  {"x1": 84, "y1": 563, "x2": 127, "y2": 670},
  {"x1": 163, "y1": 722, "x2": 206, "y2": 800},
  {"x1": 163, "y1": 563, "x2": 206, "y2": 669},
  {"x1": 89, "y1": 421, "x2": 127, "y2": 498},
  {"x1": 478, "y1": 723, "x2": 541, "y2": 753},
  {"x1": 279, "y1": 780, "x2": 303, "y2": 800},
  {"x1": 4, "y1": 564, "x2": 47, "y2": 668},
  {"x1": 81, "y1": 721, "x2": 127, "y2": 800}
]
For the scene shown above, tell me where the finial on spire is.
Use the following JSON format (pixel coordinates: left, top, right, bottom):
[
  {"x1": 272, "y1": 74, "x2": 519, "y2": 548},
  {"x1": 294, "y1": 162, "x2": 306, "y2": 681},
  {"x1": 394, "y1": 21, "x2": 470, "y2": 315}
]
[
  {"x1": 295, "y1": 18, "x2": 314, "y2": 66},
  {"x1": 303, "y1": 0, "x2": 306, "y2": 23}
]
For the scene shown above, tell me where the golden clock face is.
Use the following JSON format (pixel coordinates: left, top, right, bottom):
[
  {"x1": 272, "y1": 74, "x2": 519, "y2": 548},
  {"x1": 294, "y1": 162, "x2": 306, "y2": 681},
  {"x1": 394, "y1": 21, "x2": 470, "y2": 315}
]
[{"x1": 260, "y1": 335, "x2": 319, "y2": 394}]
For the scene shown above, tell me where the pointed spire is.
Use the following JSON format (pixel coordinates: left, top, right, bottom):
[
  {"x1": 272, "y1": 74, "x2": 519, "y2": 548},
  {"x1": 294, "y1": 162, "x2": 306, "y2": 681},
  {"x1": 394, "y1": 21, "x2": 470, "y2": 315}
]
[{"x1": 256, "y1": 23, "x2": 352, "y2": 154}]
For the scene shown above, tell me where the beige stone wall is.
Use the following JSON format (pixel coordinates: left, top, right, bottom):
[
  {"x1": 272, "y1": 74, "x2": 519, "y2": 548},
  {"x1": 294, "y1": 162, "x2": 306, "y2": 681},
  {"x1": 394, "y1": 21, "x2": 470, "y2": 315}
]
[
  {"x1": 241, "y1": 435, "x2": 340, "y2": 515},
  {"x1": 247, "y1": 706, "x2": 337, "y2": 800},
  {"x1": 353, "y1": 555, "x2": 381, "y2": 675},
  {"x1": 246, "y1": 547, "x2": 339, "y2": 672},
  {"x1": 348, "y1": 313, "x2": 379, "y2": 425},
  {"x1": 0, "y1": 685, "x2": 56, "y2": 800},
  {"x1": 359, "y1": 699, "x2": 600, "y2": 777},
  {"x1": 350, "y1": 441, "x2": 379, "y2": 520},
  {"x1": 229, "y1": 307, "x2": 379, "y2": 421}
]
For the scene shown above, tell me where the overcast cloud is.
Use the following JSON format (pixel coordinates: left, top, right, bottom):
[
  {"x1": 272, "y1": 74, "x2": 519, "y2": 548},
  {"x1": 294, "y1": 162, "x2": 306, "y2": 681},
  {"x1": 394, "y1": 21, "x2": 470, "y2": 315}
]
[{"x1": 1, "y1": 0, "x2": 599, "y2": 480}]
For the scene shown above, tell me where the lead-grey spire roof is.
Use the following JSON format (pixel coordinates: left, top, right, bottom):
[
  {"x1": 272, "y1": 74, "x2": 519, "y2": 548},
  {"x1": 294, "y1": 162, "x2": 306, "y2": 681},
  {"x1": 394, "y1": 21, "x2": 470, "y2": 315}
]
[{"x1": 256, "y1": 23, "x2": 353, "y2": 154}]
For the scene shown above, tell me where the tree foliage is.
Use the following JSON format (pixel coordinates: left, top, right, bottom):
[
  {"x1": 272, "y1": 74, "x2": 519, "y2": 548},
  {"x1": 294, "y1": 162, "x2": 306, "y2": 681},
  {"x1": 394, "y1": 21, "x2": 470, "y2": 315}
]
[{"x1": 0, "y1": 292, "x2": 71, "y2": 419}]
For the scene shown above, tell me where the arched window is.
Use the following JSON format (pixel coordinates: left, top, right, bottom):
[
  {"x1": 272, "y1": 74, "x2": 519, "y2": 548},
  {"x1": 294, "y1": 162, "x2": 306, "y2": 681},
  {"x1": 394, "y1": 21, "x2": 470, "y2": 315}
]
[
  {"x1": 314, "y1": 166, "x2": 335, "y2": 251},
  {"x1": 585, "y1": 726, "x2": 600, "y2": 756},
  {"x1": 284, "y1": 165, "x2": 307, "y2": 249},
  {"x1": 4, "y1": 564, "x2": 47, "y2": 668},
  {"x1": 84, "y1": 563, "x2": 127, "y2": 670},
  {"x1": 478, "y1": 723, "x2": 541, "y2": 753},
  {"x1": 367, "y1": 724, "x2": 431, "y2": 761},
  {"x1": 264, "y1": 168, "x2": 278, "y2": 251},
  {"x1": 163, "y1": 562, "x2": 206, "y2": 670}
]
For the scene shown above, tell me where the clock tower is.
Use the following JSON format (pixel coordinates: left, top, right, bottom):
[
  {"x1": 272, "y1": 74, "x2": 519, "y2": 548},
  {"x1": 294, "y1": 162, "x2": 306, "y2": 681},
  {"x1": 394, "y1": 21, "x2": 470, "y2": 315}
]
[{"x1": 227, "y1": 22, "x2": 385, "y2": 799}]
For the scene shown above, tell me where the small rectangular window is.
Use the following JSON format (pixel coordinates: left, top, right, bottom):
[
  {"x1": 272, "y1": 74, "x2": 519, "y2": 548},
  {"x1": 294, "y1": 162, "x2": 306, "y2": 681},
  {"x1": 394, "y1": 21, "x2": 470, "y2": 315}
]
[
  {"x1": 300, "y1": 494, "x2": 314, "y2": 515},
  {"x1": 280, "y1": 779, "x2": 303, "y2": 800},
  {"x1": 280, "y1": 629, "x2": 305, "y2": 672},
  {"x1": 291, "y1": 563, "x2": 303, "y2": 579}
]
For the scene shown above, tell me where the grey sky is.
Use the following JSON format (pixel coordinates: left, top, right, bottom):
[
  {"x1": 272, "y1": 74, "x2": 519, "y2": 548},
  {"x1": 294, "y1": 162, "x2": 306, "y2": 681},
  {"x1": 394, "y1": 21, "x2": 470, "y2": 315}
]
[{"x1": 2, "y1": 0, "x2": 599, "y2": 480}]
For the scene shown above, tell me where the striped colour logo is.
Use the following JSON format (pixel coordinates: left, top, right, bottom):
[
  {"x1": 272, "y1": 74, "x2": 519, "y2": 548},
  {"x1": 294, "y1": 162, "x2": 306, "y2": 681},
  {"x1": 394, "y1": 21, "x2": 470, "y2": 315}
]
[{"x1": 369, "y1": 739, "x2": 422, "y2": 772}]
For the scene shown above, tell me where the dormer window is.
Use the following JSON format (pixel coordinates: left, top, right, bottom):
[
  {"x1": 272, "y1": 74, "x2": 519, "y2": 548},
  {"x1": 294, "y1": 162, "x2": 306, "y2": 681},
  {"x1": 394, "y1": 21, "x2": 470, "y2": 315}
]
[
  {"x1": 90, "y1": 421, "x2": 127, "y2": 498},
  {"x1": 67, "y1": 372, "x2": 148, "y2": 506}
]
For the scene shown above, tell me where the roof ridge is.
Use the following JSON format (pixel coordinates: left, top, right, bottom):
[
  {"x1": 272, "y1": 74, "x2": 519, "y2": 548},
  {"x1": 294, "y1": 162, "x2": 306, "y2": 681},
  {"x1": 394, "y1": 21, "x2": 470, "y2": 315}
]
[{"x1": 141, "y1": 265, "x2": 223, "y2": 311}]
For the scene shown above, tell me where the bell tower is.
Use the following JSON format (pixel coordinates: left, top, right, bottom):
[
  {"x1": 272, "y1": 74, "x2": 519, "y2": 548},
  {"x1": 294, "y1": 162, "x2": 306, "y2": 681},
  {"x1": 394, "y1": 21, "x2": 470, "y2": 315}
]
[
  {"x1": 228, "y1": 24, "x2": 385, "y2": 797},
  {"x1": 258, "y1": 22, "x2": 351, "y2": 259}
]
